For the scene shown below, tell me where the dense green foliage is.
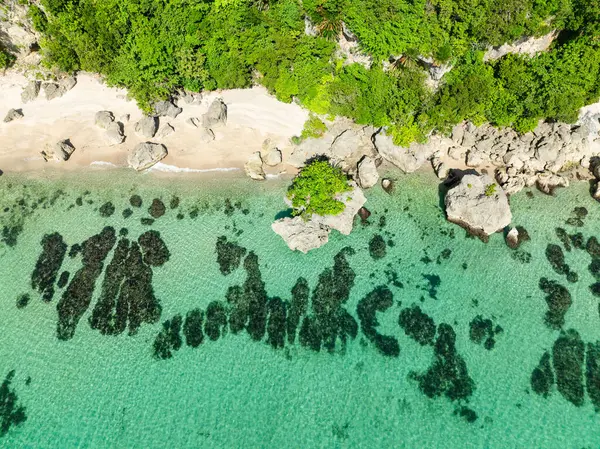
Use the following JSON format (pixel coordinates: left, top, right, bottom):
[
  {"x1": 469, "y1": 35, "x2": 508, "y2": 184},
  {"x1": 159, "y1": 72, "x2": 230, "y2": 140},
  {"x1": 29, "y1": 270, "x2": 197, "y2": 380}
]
[
  {"x1": 28, "y1": 0, "x2": 600, "y2": 138},
  {"x1": 287, "y1": 160, "x2": 351, "y2": 218},
  {"x1": 0, "y1": 43, "x2": 15, "y2": 70}
]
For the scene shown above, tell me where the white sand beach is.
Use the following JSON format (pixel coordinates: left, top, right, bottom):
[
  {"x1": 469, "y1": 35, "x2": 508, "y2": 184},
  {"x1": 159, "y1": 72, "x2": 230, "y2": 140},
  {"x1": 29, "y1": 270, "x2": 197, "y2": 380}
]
[{"x1": 0, "y1": 72, "x2": 308, "y2": 174}]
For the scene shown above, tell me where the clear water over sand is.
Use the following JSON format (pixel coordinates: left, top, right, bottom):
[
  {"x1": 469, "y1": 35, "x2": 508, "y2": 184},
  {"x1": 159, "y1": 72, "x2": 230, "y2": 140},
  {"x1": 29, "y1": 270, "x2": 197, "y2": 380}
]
[{"x1": 0, "y1": 169, "x2": 599, "y2": 448}]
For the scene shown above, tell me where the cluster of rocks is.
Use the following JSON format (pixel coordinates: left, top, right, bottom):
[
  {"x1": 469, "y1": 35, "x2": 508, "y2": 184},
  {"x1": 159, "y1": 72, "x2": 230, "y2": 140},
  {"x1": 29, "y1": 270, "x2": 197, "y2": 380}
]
[
  {"x1": 271, "y1": 182, "x2": 367, "y2": 253},
  {"x1": 244, "y1": 138, "x2": 283, "y2": 180},
  {"x1": 185, "y1": 98, "x2": 227, "y2": 144},
  {"x1": 20, "y1": 77, "x2": 77, "y2": 103}
]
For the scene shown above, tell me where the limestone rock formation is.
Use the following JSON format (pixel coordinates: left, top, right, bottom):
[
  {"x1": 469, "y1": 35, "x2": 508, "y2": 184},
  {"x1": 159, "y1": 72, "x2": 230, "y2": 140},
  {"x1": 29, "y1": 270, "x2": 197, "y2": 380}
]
[
  {"x1": 484, "y1": 31, "x2": 557, "y2": 62},
  {"x1": 445, "y1": 174, "x2": 512, "y2": 237},
  {"x1": 3, "y1": 108, "x2": 23, "y2": 123},
  {"x1": 41, "y1": 139, "x2": 75, "y2": 162},
  {"x1": 21, "y1": 81, "x2": 40, "y2": 103},
  {"x1": 105, "y1": 122, "x2": 125, "y2": 146},
  {"x1": 95, "y1": 111, "x2": 115, "y2": 129},
  {"x1": 244, "y1": 152, "x2": 265, "y2": 180},
  {"x1": 311, "y1": 183, "x2": 367, "y2": 235},
  {"x1": 199, "y1": 127, "x2": 215, "y2": 143},
  {"x1": 357, "y1": 156, "x2": 379, "y2": 188},
  {"x1": 271, "y1": 217, "x2": 330, "y2": 253},
  {"x1": 263, "y1": 148, "x2": 282, "y2": 166},
  {"x1": 128, "y1": 142, "x2": 167, "y2": 171},
  {"x1": 374, "y1": 130, "x2": 443, "y2": 173},
  {"x1": 156, "y1": 123, "x2": 175, "y2": 139},
  {"x1": 202, "y1": 99, "x2": 227, "y2": 128},
  {"x1": 135, "y1": 116, "x2": 158, "y2": 139}
]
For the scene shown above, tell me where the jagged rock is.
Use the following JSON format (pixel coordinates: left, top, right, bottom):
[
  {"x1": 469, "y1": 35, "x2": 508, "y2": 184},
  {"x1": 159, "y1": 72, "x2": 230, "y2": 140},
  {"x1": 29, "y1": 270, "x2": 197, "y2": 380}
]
[
  {"x1": 272, "y1": 216, "x2": 330, "y2": 253},
  {"x1": 3, "y1": 108, "x2": 23, "y2": 123},
  {"x1": 42, "y1": 82, "x2": 62, "y2": 101},
  {"x1": 506, "y1": 227, "x2": 519, "y2": 249},
  {"x1": 186, "y1": 117, "x2": 200, "y2": 128},
  {"x1": 357, "y1": 156, "x2": 379, "y2": 188},
  {"x1": 105, "y1": 122, "x2": 125, "y2": 146},
  {"x1": 331, "y1": 129, "x2": 360, "y2": 160},
  {"x1": 484, "y1": 31, "x2": 557, "y2": 62},
  {"x1": 536, "y1": 173, "x2": 569, "y2": 195},
  {"x1": 202, "y1": 99, "x2": 227, "y2": 128},
  {"x1": 374, "y1": 131, "x2": 444, "y2": 173},
  {"x1": 128, "y1": 142, "x2": 167, "y2": 171},
  {"x1": 179, "y1": 91, "x2": 203, "y2": 105},
  {"x1": 59, "y1": 76, "x2": 77, "y2": 92},
  {"x1": 95, "y1": 111, "x2": 115, "y2": 129},
  {"x1": 311, "y1": 183, "x2": 366, "y2": 235},
  {"x1": 244, "y1": 152, "x2": 265, "y2": 180},
  {"x1": 119, "y1": 114, "x2": 130, "y2": 123},
  {"x1": 445, "y1": 173, "x2": 512, "y2": 237},
  {"x1": 199, "y1": 127, "x2": 215, "y2": 143},
  {"x1": 135, "y1": 116, "x2": 158, "y2": 139},
  {"x1": 21, "y1": 81, "x2": 40, "y2": 103},
  {"x1": 41, "y1": 139, "x2": 75, "y2": 162},
  {"x1": 156, "y1": 123, "x2": 175, "y2": 139},
  {"x1": 263, "y1": 148, "x2": 282, "y2": 166},
  {"x1": 153, "y1": 100, "x2": 182, "y2": 118},
  {"x1": 466, "y1": 149, "x2": 485, "y2": 167}
]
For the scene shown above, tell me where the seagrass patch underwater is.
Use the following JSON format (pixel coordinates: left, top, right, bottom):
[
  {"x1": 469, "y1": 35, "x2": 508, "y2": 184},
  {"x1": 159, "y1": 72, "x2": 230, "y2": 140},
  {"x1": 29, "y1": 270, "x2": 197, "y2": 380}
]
[{"x1": 1, "y1": 169, "x2": 600, "y2": 448}]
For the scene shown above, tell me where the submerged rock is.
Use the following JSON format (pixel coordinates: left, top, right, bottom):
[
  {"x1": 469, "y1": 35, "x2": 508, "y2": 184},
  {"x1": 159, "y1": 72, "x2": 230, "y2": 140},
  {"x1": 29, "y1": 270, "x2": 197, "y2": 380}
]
[
  {"x1": 539, "y1": 278, "x2": 572, "y2": 329},
  {"x1": 445, "y1": 174, "x2": 512, "y2": 238},
  {"x1": 468, "y1": 315, "x2": 502, "y2": 350},
  {"x1": 153, "y1": 315, "x2": 183, "y2": 359},
  {"x1": 138, "y1": 231, "x2": 170, "y2": 266},
  {"x1": 0, "y1": 370, "x2": 27, "y2": 436},
  {"x1": 128, "y1": 142, "x2": 167, "y2": 171},
  {"x1": 531, "y1": 351, "x2": 554, "y2": 398},
  {"x1": 287, "y1": 278, "x2": 309, "y2": 345},
  {"x1": 368, "y1": 234, "x2": 386, "y2": 260},
  {"x1": 204, "y1": 301, "x2": 228, "y2": 341},
  {"x1": 215, "y1": 236, "x2": 247, "y2": 275},
  {"x1": 398, "y1": 305, "x2": 436, "y2": 346},
  {"x1": 552, "y1": 329, "x2": 585, "y2": 407},
  {"x1": 267, "y1": 297, "x2": 287, "y2": 349},
  {"x1": 148, "y1": 199, "x2": 166, "y2": 219},
  {"x1": 356, "y1": 286, "x2": 399, "y2": 356},
  {"x1": 586, "y1": 342, "x2": 600, "y2": 410},
  {"x1": 31, "y1": 233, "x2": 67, "y2": 302},
  {"x1": 183, "y1": 308, "x2": 204, "y2": 348}
]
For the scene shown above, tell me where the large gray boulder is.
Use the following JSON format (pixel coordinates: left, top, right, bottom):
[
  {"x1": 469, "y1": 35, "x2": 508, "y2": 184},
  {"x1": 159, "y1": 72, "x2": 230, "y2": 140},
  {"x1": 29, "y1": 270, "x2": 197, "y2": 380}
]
[
  {"x1": 153, "y1": 100, "x2": 182, "y2": 118},
  {"x1": 42, "y1": 82, "x2": 62, "y2": 101},
  {"x1": 156, "y1": 123, "x2": 175, "y2": 139},
  {"x1": 445, "y1": 174, "x2": 512, "y2": 237},
  {"x1": 95, "y1": 111, "x2": 115, "y2": 129},
  {"x1": 263, "y1": 148, "x2": 282, "y2": 166},
  {"x1": 271, "y1": 216, "x2": 330, "y2": 253},
  {"x1": 105, "y1": 122, "x2": 125, "y2": 146},
  {"x1": 357, "y1": 156, "x2": 379, "y2": 188},
  {"x1": 374, "y1": 131, "x2": 442, "y2": 173},
  {"x1": 244, "y1": 152, "x2": 265, "y2": 180},
  {"x1": 202, "y1": 99, "x2": 227, "y2": 128},
  {"x1": 41, "y1": 139, "x2": 76, "y2": 162},
  {"x1": 3, "y1": 108, "x2": 23, "y2": 123},
  {"x1": 128, "y1": 142, "x2": 167, "y2": 171},
  {"x1": 135, "y1": 116, "x2": 158, "y2": 138},
  {"x1": 21, "y1": 81, "x2": 40, "y2": 103}
]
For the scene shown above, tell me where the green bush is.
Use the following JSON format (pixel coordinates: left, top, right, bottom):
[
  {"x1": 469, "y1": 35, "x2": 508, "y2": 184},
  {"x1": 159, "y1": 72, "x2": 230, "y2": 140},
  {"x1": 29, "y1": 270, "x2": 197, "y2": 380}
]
[
  {"x1": 484, "y1": 183, "x2": 497, "y2": 197},
  {"x1": 287, "y1": 160, "x2": 351, "y2": 218},
  {"x1": 300, "y1": 114, "x2": 328, "y2": 140},
  {"x1": 0, "y1": 45, "x2": 15, "y2": 70}
]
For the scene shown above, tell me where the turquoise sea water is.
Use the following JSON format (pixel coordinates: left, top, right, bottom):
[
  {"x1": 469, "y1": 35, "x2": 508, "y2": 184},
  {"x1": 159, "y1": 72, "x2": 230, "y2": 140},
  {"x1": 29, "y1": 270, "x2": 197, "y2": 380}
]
[{"x1": 0, "y1": 168, "x2": 599, "y2": 448}]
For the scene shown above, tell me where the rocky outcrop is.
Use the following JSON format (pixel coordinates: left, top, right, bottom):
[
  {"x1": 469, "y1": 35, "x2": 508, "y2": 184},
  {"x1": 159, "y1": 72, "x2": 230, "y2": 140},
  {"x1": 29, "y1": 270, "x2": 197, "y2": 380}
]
[
  {"x1": 21, "y1": 81, "x2": 40, "y2": 103},
  {"x1": 199, "y1": 127, "x2": 215, "y2": 143},
  {"x1": 95, "y1": 111, "x2": 115, "y2": 129},
  {"x1": 178, "y1": 91, "x2": 202, "y2": 105},
  {"x1": 484, "y1": 31, "x2": 557, "y2": 62},
  {"x1": 289, "y1": 119, "x2": 377, "y2": 176},
  {"x1": 128, "y1": 142, "x2": 167, "y2": 171},
  {"x1": 336, "y1": 24, "x2": 372, "y2": 69},
  {"x1": 3, "y1": 108, "x2": 23, "y2": 123},
  {"x1": 374, "y1": 130, "x2": 445, "y2": 173},
  {"x1": 105, "y1": 122, "x2": 125, "y2": 146},
  {"x1": 536, "y1": 172, "x2": 569, "y2": 195},
  {"x1": 135, "y1": 116, "x2": 158, "y2": 139},
  {"x1": 202, "y1": 99, "x2": 227, "y2": 128},
  {"x1": 244, "y1": 152, "x2": 265, "y2": 180},
  {"x1": 41, "y1": 139, "x2": 75, "y2": 162},
  {"x1": 505, "y1": 227, "x2": 519, "y2": 249},
  {"x1": 272, "y1": 183, "x2": 366, "y2": 252},
  {"x1": 263, "y1": 148, "x2": 282, "y2": 166},
  {"x1": 271, "y1": 217, "x2": 330, "y2": 253},
  {"x1": 445, "y1": 173, "x2": 512, "y2": 238},
  {"x1": 357, "y1": 156, "x2": 379, "y2": 188},
  {"x1": 152, "y1": 100, "x2": 182, "y2": 119}
]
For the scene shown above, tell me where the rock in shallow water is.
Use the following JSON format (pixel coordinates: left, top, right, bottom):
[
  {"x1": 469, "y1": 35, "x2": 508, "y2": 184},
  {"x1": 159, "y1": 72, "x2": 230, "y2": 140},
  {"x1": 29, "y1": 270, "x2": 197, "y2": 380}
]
[
  {"x1": 444, "y1": 173, "x2": 512, "y2": 238},
  {"x1": 244, "y1": 152, "x2": 265, "y2": 180},
  {"x1": 357, "y1": 156, "x2": 379, "y2": 188},
  {"x1": 271, "y1": 216, "x2": 330, "y2": 253}
]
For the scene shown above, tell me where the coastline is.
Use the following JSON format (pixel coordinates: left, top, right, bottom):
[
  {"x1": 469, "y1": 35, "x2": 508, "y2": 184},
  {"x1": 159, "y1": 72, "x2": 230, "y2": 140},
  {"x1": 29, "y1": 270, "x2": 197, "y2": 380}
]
[{"x1": 0, "y1": 72, "x2": 307, "y2": 175}]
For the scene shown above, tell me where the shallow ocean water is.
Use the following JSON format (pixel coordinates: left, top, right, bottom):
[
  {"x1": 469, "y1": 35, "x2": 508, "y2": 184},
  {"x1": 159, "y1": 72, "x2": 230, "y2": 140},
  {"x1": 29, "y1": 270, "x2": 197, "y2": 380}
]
[{"x1": 0, "y1": 168, "x2": 599, "y2": 448}]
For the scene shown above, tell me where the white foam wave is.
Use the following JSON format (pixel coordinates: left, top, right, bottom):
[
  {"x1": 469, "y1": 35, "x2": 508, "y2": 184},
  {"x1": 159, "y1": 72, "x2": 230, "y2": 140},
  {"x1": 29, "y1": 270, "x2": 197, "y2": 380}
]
[
  {"x1": 90, "y1": 161, "x2": 118, "y2": 167},
  {"x1": 145, "y1": 162, "x2": 240, "y2": 173}
]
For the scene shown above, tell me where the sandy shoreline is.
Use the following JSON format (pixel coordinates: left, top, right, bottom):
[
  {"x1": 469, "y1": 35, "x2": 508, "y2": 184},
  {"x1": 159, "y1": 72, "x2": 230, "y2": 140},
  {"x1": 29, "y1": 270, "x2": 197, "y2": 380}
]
[{"x1": 0, "y1": 72, "x2": 308, "y2": 176}]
